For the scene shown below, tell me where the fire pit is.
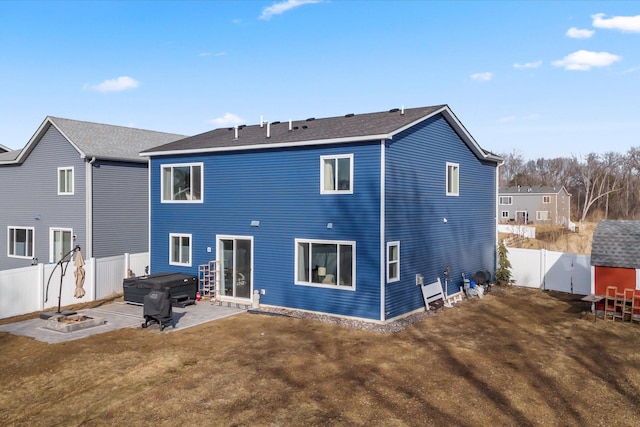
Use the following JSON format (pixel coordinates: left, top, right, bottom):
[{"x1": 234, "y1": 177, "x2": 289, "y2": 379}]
[{"x1": 42, "y1": 314, "x2": 106, "y2": 333}]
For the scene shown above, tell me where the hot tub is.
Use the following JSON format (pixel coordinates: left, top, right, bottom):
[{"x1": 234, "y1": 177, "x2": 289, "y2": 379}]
[{"x1": 123, "y1": 273, "x2": 197, "y2": 305}]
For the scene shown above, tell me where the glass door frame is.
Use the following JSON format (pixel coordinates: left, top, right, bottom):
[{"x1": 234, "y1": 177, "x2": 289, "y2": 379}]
[{"x1": 216, "y1": 235, "x2": 254, "y2": 301}]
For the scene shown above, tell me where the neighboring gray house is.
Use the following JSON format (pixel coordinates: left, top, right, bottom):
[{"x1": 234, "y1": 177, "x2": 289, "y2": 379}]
[
  {"x1": 0, "y1": 116, "x2": 185, "y2": 271},
  {"x1": 498, "y1": 185, "x2": 571, "y2": 226}
]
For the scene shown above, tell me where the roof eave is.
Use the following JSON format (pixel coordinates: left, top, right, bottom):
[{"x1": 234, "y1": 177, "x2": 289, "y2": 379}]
[{"x1": 140, "y1": 133, "x2": 392, "y2": 157}]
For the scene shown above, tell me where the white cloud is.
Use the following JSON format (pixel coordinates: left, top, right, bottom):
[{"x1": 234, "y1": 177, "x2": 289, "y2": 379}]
[
  {"x1": 552, "y1": 50, "x2": 621, "y2": 71},
  {"x1": 498, "y1": 116, "x2": 516, "y2": 123},
  {"x1": 207, "y1": 113, "x2": 245, "y2": 127},
  {"x1": 566, "y1": 27, "x2": 595, "y2": 39},
  {"x1": 592, "y1": 13, "x2": 640, "y2": 33},
  {"x1": 470, "y1": 72, "x2": 493, "y2": 82},
  {"x1": 498, "y1": 114, "x2": 540, "y2": 123},
  {"x1": 513, "y1": 60, "x2": 542, "y2": 69},
  {"x1": 200, "y1": 52, "x2": 211, "y2": 57},
  {"x1": 259, "y1": 0, "x2": 322, "y2": 20},
  {"x1": 622, "y1": 66, "x2": 640, "y2": 74},
  {"x1": 85, "y1": 76, "x2": 139, "y2": 93}
]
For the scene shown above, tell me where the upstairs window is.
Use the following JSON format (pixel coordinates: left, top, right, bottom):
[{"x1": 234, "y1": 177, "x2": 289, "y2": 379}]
[
  {"x1": 542, "y1": 196, "x2": 550, "y2": 204},
  {"x1": 8, "y1": 226, "x2": 34, "y2": 259},
  {"x1": 499, "y1": 196, "x2": 513, "y2": 205},
  {"x1": 446, "y1": 162, "x2": 459, "y2": 196},
  {"x1": 387, "y1": 241, "x2": 400, "y2": 283},
  {"x1": 321, "y1": 154, "x2": 353, "y2": 194},
  {"x1": 162, "y1": 163, "x2": 203, "y2": 202},
  {"x1": 58, "y1": 167, "x2": 74, "y2": 195}
]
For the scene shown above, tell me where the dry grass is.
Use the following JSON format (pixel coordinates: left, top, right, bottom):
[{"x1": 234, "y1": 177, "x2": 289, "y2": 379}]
[
  {"x1": 1, "y1": 286, "x2": 640, "y2": 426},
  {"x1": 502, "y1": 222, "x2": 597, "y2": 255}
]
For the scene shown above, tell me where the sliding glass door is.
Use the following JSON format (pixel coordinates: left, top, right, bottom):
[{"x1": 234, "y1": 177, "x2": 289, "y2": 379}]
[{"x1": 218, "y1": 237, "x2": 252, "y2": 299}]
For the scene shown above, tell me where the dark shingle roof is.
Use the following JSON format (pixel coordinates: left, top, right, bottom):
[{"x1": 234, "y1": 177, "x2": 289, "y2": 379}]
[
  {"x1": 141, "y1": 105, "x2": 502, "y2": 165},
  {"x1": 591, "y1": 220, "x2": 640, "y2": 268}
]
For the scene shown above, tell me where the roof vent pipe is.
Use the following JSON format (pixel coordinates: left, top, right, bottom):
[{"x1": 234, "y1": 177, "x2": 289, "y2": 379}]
[
  {"x1": 260, "y1": 115, "x2": 264, "y2": 128},
  {"x1": 289, "y1": 119, "x2": 292, "y2": 131},
  {"x1": 234, "y1": 126, "x2": 238, "y2": 140},
  {"x1": 266, "y1": 121, "x2": 271, "y2": 138},
  {"x1": 401, "y1": 105, "x2": 404, "y2": 115}
]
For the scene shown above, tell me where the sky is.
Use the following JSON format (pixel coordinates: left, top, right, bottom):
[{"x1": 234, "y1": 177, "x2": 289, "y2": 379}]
[{"x1": 0, "y1": 1, "x2": 638, "y2": 160}]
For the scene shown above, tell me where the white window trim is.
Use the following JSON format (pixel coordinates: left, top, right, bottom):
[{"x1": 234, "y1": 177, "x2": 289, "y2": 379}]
[
  {"x1": 49, "y1": 227, "x2": 73, "y2": 263},
  {"x1": 501, "y1": 211, "x2": 510, "y2": 219},
  {"x1": 499, "y1": 196, "x2": 513, "y2": 205},
  {"x1": 57, "y1": 166, "x2": 74, "y2": 195},
  {"x1": 294, "y1": 238, "x2": 356, "y2": 291},
  {"x1": 7, "y1": 226, "x2": 35, "y2": 259},
  {"x1": 169, "y1": 233, "x2": 192, "y2": 266},
  {"x1": 320, "y1": 154, "x2": 354, "y2": 195},
  {"x1": 387, "y1": 241, "x2": 400, "y2": 283},
  {"x1": 446, "y1": 162, "x2": 459, "y2": 196},
  {"x1": 161, "y1": 162, "x2": 204, "y2": 203},
  {"x1": 542, "y1": 195, "x2": 551, "y2": 204},
  {"x1": 536, "y1": 211, "x2": 550, "y2": 220}
]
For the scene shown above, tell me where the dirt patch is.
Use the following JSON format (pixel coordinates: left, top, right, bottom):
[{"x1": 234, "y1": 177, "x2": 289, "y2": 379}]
[
  {"x1": 502, "y1": 222, "x2": 597, "y2": 254},
  {"x1": 1, "y1": 286, "x2": 639, "y2": 426}
]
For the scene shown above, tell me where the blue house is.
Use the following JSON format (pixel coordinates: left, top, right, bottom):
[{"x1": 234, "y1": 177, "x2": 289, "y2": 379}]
[{"x1": 141, "y1": 105, "x2": 502, "y2": 322}]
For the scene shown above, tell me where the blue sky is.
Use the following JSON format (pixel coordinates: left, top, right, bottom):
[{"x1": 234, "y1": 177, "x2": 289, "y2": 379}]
[{"x1": 0, "y1": 1, "x2": 638, "y2": 160}]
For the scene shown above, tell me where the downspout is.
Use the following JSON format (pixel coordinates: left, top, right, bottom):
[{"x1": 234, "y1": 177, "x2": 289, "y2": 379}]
[
  {"x1": 380, "y1": 139, "x2": 386, "y2": 322},
  {"x1": 147, "y1": 158, "x2": 152, "y2": 274},
  {"x1": 85, "y1": 157, "x2": 95, "y2": 258},
  {"x1": 495, "y1": 160, "x2": 504, "y2": 272}
]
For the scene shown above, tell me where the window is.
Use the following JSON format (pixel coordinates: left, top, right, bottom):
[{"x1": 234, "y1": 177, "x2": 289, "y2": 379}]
[
  {"x1": 501, "y1": 211, "x2": 510, "y2": 219},
  {"x1": 169, "y1": 234, "x2": 192, "y2": 266},
  {"x1": 446, "y1": 162, "x2": 459, "y2": 196},
  {"x1": 8, "y1": 226, "x2": 34, "y2": 258},
  {"x1": 58, "y1": 167, "x2": 74, "y2": 195},
  {"x1": 50, "y1": 228, "x2": 73, "y2": 263},
  {"x1": 321, "y1": 154, "x2": 353, "y2": 194},
  {"x1": 542, "y1": 196, "x2": 550, "y2": 204},
  {"x1": 536, "y1": 211, "x2": 550, "y2": 220},
  {"x1": 387, "y1": 241, "x2": 400, "y2": 282},
  {"x1": 161, "y1": 163, "x2": 203, "y2": 202},
  {"x1": 295, "y1": 239, "x2": 355, "y2": 289},
  {"x1": 499, "y1": 196, "x2": 512, "y2": 205}
]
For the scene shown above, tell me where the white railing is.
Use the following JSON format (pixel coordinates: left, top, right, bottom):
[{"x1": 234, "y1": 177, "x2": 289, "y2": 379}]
[
  {"x1": 498, "y1": 224, "x2": 536, "y2": 239},
  {"x1": 0, "y1": 252, "x2": 148, "y2": 320}
]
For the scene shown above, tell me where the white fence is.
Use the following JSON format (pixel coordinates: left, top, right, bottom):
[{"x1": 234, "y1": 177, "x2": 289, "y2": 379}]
[
  {"x1": 0, "y1": 252, "x2": 148, "y2": 320},
  {"x1": 498, "y1": 224, "x2": 536, "y2": 239},
  {"x1": 507, "y1": 247, "x2": 592, "y2": 295}
]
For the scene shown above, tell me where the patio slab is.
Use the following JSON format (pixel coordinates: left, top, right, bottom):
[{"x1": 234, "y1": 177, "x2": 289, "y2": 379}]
[{"x1": 0, "y1": 300, "x2": 246, "y2": 344}]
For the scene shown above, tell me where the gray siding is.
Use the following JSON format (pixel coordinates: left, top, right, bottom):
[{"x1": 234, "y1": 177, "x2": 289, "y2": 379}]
[
  {"x1": 500, "y1": 191, "x2": 571, "y2": 225},
  {"x1": 0, "y1": 125, "x2": 86, "y2": 270},
  {"x1": 92, "y1": 160, "x2": 149, "y2": 257}
]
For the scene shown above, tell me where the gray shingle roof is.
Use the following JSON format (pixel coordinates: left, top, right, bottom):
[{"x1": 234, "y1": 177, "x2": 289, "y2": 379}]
[
  {"x1": 0, "y1": 143, "x2": 11, "y2": 153},
  {"x1": 590, "y1": 220, "x2": 640, "y2": 268},
  {"x1": 499, "y1": 185, "x2": 567, "y2": 195},
  {"x1": 1, "y1": 117, "x2": 186, "y2": 165},
  {"x1": 49, "y1": 117, "x2": 186, "y2": 162},
  {"x1": 142, "y1": 105, "x2": 501, "y2": 165}
]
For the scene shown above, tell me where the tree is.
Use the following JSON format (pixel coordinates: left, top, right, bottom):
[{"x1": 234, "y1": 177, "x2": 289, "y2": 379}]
[
  {"x1": 576, "y1": 153, "x2": 621, "y2": 222},
  {"x1": 495, "y1": 240, "x2": 512, "y2": 285}
]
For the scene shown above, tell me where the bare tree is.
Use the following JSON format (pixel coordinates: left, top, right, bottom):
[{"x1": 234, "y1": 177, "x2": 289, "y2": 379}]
[{"x1": 576, "y1": 153, "x2": 621, "y2": 222}]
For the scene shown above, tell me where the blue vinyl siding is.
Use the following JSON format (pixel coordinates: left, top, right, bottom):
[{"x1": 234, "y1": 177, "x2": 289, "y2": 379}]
[
  {"x1": 384, "y1": 115, "x2": 497, "y2": 319},
  {"x1": 150, "y1": 143, "x2": 382, "y2": 319}
]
